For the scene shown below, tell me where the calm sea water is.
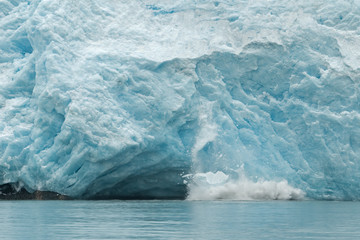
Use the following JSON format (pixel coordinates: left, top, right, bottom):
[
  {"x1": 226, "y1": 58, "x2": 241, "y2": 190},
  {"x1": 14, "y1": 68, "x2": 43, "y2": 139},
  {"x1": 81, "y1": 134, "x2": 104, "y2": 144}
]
[{"x1": 1, "y1": 200, "x2": 360, "y2": 239}]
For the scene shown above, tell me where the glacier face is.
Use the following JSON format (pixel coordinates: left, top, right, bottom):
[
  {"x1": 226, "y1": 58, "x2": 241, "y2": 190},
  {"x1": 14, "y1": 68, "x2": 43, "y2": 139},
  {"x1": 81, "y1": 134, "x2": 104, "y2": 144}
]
[{"x1": 1, "y1": 0, "x2": 360, "y2": 200}]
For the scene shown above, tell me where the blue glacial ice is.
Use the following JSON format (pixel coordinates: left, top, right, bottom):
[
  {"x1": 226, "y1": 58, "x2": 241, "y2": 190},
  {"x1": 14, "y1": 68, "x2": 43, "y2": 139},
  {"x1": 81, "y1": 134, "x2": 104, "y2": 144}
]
[{"x1": 1, "y1": 0, "x2": 360, "y2": 200}]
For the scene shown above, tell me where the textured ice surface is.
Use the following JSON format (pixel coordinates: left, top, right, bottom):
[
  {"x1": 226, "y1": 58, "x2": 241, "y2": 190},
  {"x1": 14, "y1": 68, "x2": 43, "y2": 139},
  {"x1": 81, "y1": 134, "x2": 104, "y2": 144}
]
[{"x1": 1, "y1": 0, "x2": 360, "y2": 200}]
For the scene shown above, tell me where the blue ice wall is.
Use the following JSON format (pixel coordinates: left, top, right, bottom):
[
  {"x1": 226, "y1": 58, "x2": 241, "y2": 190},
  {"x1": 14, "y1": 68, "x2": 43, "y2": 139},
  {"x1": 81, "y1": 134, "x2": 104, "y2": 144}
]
[{"x1": 1, "y1": 0, "x2": 360, "y2": 200}]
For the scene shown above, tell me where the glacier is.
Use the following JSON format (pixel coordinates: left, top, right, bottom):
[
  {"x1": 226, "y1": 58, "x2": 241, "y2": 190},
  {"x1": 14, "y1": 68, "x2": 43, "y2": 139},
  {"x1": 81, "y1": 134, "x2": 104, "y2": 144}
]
[{"x1": 1, "y1": 0, "x2": 360, "y2": 200}]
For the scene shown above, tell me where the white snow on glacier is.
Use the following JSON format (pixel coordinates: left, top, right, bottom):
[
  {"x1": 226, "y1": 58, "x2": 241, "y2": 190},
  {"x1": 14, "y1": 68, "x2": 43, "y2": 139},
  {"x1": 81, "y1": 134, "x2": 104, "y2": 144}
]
[{"x1": 1, "y1": 0, "x2": 360, "y2": 200}]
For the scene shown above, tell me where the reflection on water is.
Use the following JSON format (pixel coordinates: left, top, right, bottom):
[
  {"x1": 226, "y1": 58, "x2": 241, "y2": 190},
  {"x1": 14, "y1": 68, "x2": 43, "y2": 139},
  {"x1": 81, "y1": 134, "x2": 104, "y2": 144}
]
[{"x1": 1, "y1": 200, "x2": 360, "y2": 239}]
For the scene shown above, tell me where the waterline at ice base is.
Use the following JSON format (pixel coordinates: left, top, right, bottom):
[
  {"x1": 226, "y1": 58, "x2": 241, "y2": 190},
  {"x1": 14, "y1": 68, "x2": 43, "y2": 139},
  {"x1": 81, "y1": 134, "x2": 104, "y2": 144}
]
[{"x1": 1, "y1": 0, "x2": 360, "y2": 200}]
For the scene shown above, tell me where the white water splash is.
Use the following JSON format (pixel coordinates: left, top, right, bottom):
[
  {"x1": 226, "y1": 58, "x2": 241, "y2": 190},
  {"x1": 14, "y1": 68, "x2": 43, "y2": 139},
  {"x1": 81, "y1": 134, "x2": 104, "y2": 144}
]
[{"x1": 186, "y1": 171, "x2": 305, "y2": 201}]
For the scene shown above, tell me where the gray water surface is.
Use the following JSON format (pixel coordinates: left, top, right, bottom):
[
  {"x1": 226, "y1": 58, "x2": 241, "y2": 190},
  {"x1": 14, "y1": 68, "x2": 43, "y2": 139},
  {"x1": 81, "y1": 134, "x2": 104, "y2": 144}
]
[{"x1": 1, "y1": 200, "x2": 360, "y2": 239}]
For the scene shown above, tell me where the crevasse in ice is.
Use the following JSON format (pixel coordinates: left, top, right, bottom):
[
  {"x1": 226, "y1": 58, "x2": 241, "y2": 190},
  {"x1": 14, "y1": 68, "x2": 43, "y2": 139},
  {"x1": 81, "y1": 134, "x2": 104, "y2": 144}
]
[{"x1": 1, "y1": 0, "x2": 360, "y2": 200}]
